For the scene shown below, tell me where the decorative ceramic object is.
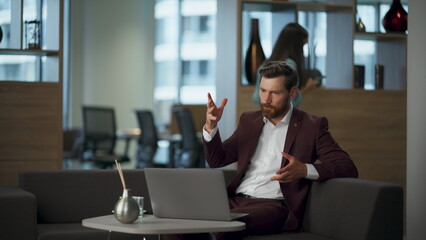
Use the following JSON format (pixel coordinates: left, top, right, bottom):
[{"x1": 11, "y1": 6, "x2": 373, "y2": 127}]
[
  {"x1": 355, "y1": 18, "x2": 366, "y2": 32},
  {"x1": 375, "y1": 64, "x2": 384, "y2": 89},
  {"x1": 354, "y1": 65, "x2": 365, "y2": 89},
  {"x1": 25, "y1": 20, "x2": 41, "y2": 49},
  {"x1": 0, "y1": 25, "x2": 3, "y2": 44},
  {"x1": 113, "y1": 161, "x2": 138, "y2": 223},
  {"x1": 382, "y1": 0, "x2": 407, "y2": 33},
  {"x1": 355, "y1": 11, "x2": 366, "y2": 32},
  {"x1": 244, "y1": 18, "x2": 265, "y2": 85},
  {"x1": 113, "y1": 189, "x2": 140, "y2": 224}
]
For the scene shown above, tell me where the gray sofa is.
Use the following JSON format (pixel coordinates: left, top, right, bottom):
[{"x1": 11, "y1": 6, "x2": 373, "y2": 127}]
[{"x1": 0, "y1": 169, "x2": 403, "y2": 240}]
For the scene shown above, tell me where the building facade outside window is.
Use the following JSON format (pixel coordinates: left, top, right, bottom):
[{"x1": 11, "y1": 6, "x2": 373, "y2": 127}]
[{"x1": 154, "y1": 0, "x2": 216, "y2": 128}]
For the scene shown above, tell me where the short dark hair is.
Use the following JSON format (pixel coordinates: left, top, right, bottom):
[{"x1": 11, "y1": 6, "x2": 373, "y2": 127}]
[{"x1": 258, "y1": 61, "x2": 299, "y2": 91}]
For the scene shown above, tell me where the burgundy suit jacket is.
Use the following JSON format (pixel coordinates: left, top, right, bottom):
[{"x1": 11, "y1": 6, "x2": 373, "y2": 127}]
[{"x1": 203, "y1": 108, "x2": 358, "y2": 228}]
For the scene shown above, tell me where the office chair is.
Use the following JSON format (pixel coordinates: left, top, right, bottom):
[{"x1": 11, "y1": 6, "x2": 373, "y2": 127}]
[
  {"x1": 62, "y1": 128, "x2": 83, "y2": 169},
  {"x1": 134, "y1": 109, "x2": 162, "y2": 168},
  {"x1": 171, "y1": 107, "x2": 205, "y2": 168},
  {"x1": 81, "y1": 106, "x2": 129, "y2": 169}
]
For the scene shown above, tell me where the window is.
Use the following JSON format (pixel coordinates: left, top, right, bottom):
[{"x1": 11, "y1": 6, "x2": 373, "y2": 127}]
[
  {"x1": 298, "y1": 12, "x2": 327, "y2": 83},
  {"x1": 154, "y1": 0, "x2": 216, "y2": 126},
  {"x1": 199, "y1": 15, "x2": 209, "y2": 32},
  {"x1": 199, "y1": 60, "x2": 208, "y2": 75},
  {"x1": 182, "y1": 60, "x2": 191, "y2": 76}
]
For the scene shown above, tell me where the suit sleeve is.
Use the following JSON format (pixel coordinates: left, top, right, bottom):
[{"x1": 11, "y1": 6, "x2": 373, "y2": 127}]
[
  {"x1": 203, "y1": 121, "x2": 241, "y2": 168},
  {"x1": 313, "y1": 117, "x2": 358, "y2": 182}
]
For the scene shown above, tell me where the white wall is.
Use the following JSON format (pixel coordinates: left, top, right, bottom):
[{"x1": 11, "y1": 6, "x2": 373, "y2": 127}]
[
  {"x1": 69, "y1": 0, "x2": 155, "y2": 130},
  {"x1": 215, "y1": 0, "x2": 238, "y2": 139},
  {"x1": 407, "y1": 0, "x2": 426, "y2": 239},
  {"x1": 68, "y1": 0, "x2": 155, "y2": 166}
]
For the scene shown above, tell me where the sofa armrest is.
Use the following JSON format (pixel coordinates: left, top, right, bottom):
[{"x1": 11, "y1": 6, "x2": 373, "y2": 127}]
[
  {"x1": 303, "y1": 178, "x2": 403, "y2": 240},
  {"x1": 0, "y1": 187, "x2": 37, "y2": 240}
]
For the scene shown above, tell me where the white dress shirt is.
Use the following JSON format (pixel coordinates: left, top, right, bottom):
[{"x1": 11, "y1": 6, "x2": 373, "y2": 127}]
[{"x1": 203, "y1": 105, "x2": 319, "y2": 199}]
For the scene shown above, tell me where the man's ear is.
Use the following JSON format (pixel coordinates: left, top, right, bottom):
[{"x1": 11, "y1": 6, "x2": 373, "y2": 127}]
[{"x1": 289, "y1": 86, "x2": 298, "y2": 100}]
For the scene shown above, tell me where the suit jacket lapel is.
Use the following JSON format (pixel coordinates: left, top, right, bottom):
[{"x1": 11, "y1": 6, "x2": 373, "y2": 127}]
[
  {"x1": 282, "y1": 108, "x2": 302, "y2": 167},
  {"x1": 243, "y1": 112, "x2": 265, "y2": 167}
]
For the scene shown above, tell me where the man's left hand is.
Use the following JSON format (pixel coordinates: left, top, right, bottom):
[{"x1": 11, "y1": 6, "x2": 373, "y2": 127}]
[{"x1": 270, "y1": 152, "x2": 307, "y2": 183}]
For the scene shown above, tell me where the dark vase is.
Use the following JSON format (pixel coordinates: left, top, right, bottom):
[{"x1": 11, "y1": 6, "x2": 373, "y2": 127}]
[
  {"x1": 0, "y1": 25, "x2": 3, "y2": 44},
  {"x1": 244, "y1": 18, "x2": 265, "y2": 85},
  {"x1": 382, "y1": 0, "x2": 408, "y2": 33}
]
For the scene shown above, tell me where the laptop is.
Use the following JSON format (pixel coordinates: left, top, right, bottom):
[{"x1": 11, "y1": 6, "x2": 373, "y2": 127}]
[{"x1": 144, "y1": 168, "x2": 248, "y2": 221}]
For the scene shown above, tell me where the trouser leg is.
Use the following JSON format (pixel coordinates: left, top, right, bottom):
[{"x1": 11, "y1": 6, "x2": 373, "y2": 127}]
[
  {"x1": 216, "y1": 196, "x2": 289, "y2": 240},
  {"x1": 162, "y1": 196, "x2": 289, "y2": 240}
]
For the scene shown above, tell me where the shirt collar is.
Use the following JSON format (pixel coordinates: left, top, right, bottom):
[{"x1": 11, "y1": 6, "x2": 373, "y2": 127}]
[{"x1": 263, "y1": 102, "x2": 294, "y2": 124}]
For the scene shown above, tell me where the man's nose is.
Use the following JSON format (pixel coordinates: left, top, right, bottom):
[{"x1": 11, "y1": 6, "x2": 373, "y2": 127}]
[{"x1": 265, "y1": 93, "x2": 272, "y2": 103}]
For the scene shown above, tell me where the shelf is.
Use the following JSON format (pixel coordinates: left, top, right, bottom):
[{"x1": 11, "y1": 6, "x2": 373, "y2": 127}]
[
  {"x1": 357, "y1": 0, "x2": 407, "y2": 4},
  {"x1": 0, "y1": 49, "x2": 60, "y2": 56},
  {"x1": 243, "y1": 2, "x2": 294, "y2": 12},
  {"x1": 296, "y1": 2, "x2": 352, "y2": 12},
  {"x1": 354, "y1": 32, "x2": 407, "y2": 41},
  {"x1": 242, "y1": 0, "x2": 352, "y2": 12},
  {"x1": 0, "y1": 81, "x2": 59, "y2": 85}
]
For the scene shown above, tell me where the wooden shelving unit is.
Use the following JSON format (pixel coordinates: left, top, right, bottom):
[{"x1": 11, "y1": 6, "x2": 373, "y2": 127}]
[
  {"x1": 239, "y1": 0, "x2": 407, "y2": 90},
  {"x1": 0, "y1": 0, "x2": 64, "y2": 186}
]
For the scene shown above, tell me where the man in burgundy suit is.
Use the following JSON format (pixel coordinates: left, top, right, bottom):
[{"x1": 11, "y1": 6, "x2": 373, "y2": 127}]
[{"x1": 201, "y1": 61, "x2": 358, "y2": 240}]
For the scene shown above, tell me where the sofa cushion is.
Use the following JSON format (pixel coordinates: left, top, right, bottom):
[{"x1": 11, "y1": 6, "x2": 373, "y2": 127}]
[
  {"x1": 20, "y1": 170, "x2": 151, "y2": 223},
  {"x1": 303, "y1": 178, "x2": 403, "y2": 240}
]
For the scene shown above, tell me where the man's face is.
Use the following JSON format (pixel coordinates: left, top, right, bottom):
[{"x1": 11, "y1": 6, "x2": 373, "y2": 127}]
[{"x1": 259, "y1": 75, "x2": 297, "y2": 125}]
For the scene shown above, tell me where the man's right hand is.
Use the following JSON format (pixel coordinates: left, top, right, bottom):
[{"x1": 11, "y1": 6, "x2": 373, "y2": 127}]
[{"x1": 205, "y1": 92, "x2": 228, "y2": 133}]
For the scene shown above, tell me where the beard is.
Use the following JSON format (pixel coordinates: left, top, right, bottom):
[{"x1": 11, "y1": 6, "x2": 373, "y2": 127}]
[
  {"x1": 261, "y1": 98, "x2": 291, "y2": 121},
  {"x1": 261, "y1": 104, "x2": 286, "y2": 120}
]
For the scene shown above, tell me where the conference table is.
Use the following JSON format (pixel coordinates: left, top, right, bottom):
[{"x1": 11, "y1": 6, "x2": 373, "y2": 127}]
[
  {"x1": 116, "y1": 128, "x2": 182, "y2": 167},
  {"x1": 82, "y1": 214, "x2": 245, "y2": 240}
]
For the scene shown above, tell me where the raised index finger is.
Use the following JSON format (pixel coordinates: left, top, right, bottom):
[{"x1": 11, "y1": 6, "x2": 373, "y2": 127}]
[{"x1": 207, "y1": 92, "x2": 216, "y2": 107}]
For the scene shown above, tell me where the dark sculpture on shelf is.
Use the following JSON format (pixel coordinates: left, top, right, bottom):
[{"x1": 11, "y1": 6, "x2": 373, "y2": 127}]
[
  {"x1": 244, "y1": 18, "x2": 265, "y2": 85},
  {"x1": 355, "y1": 10, "x2": 366, "y2": 33},
  {"x1": 0, "y1": 25, "x2": 3, "y2": 44},
  {"x1": 382, "y1": 0, "x2": 408, "y2": 33}
]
